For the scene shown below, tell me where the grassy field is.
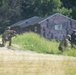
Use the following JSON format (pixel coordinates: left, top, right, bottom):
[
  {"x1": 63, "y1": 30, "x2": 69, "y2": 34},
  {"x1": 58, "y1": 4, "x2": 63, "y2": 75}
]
[
  {"x1": 12, "y1": 32, "x2": 76, "y2": 57},
  {"x1": 0, "y1": 49, "x2": 76, "y2": 75},
  {"x1": 0, "y1": 32, "x2": 76, "y2": 75}
]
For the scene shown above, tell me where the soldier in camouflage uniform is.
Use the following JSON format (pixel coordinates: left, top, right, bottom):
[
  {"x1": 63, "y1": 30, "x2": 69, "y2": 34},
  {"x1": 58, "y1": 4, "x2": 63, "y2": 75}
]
[
  {"x1": 58, "y1": 35, "x2": 71, "y2": 52},
  {"x1": 2, "y1": 27, "x2": 16, "y2": 46},
  {"x1": 71, "y1": 29, "x2": 76, "y2": 48}
]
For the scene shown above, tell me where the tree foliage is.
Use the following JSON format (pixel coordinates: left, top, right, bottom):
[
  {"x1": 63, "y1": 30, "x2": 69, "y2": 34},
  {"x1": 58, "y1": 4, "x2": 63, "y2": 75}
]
[
  {"x1": 0, "y1": 0, "x2": 75, "y2": 33},
  {"x1": 21, "y1": 0, "x2": 63, "y2": 17},
  {"x1": 60, "y1": 0, "x2": 76, "y2": 19},
  {"x1": 61, "y1": 0, "x2": 76, "y2": 9}
]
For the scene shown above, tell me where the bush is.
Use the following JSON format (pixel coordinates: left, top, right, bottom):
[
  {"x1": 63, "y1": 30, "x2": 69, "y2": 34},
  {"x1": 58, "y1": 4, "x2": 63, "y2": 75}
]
[
  {"x1": 13, "y1": 32, "x2": 60, "y2": 54},
  {"x1": 12, "y1": 32, "x2": 76, "y2": 57}
]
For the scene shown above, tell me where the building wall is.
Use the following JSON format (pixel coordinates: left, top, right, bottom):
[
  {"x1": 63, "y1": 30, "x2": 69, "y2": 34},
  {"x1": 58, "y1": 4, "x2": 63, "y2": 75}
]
[
  {"x1": 19, "y1": 24, "x2": 41, "y2": 34},
  {"x1": 40, "y1": 14, "x2": 76, "y2": 40}
]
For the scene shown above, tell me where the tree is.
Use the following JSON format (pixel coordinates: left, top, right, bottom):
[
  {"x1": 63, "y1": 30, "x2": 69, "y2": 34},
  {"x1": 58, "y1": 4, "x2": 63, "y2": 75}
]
[
  {"x1": 61, "y1": 0, "x2": 76, "y2": 9},
  {"x1": 0, "y1": 0, "x2": 31, "y2": 33},
  {"x1": 0, "y1": 0, "x2": 73, "y2": 33},
  {"x1": 60, "y1": 0, "x2": 76, "y2": 19},
  {"x1": 21, "y1": 0, "x2": 71, "y2": 18},
  {"x1": 71, "y1": 7, "x2": 76, "y2": 19}
]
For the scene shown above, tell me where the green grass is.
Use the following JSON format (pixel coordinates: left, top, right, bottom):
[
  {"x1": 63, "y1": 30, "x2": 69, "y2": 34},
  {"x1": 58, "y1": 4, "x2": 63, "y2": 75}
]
[
  {"x1": 0, "y1": 32, "x2": 76, "y2": 75},
  {"x1": 13, "y1": 32, "x2": 60, "y2": 54},
  {"x1": 62, "y1": 49, "x2": 76, "y2": 57},
  {"x1": 12, "y1": 32, "x2": 76, "y2": 57}
]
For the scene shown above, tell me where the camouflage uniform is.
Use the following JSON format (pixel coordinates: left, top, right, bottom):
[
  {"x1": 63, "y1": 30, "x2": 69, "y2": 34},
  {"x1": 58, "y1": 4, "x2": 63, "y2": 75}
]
[
  {"x1": 58, "y1": 35, "x2": 71, "y2": 52},
  {"x1": 2, "y1": 27, "x2": 16, "y2": 46},
  {"x1": 71, "y1": 30, "x2": 76, "y2": 48}
]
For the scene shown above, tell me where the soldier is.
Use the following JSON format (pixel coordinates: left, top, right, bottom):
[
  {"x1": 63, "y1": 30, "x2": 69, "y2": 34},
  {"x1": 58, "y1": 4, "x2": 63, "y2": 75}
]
[
  {"x1": 71, "y1": 29, "x2": 76, "y2": 48},
  {"x1": 2, "y1": 26, "x2": 16, "y2": 46},
  {"x1": 58, "y1": 35, "x2": 71, "y2": 52}
]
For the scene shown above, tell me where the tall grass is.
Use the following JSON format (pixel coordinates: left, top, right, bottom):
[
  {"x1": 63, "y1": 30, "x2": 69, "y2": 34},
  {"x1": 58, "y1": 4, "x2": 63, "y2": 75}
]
[
  {"x1": 62, "y1": 49, "x2": 76, "y2": 57},
  {"x1": 13, "y1": 32, "x2": 60, "y2": 54},
  {"x1": 12, "y1": 32, "x2": 76, "y2": 57}
]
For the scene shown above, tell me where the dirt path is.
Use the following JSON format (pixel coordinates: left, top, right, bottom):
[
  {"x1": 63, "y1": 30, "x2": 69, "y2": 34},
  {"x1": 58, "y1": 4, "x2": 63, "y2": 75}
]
[{"x1": 0, "y1": 45, "x2": 76, "y2": 75}]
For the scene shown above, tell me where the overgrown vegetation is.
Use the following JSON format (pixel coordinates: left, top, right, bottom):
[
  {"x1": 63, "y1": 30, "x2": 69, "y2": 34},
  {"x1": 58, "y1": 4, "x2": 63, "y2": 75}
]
[
  {"x1": 13, "y1": 32, "x2": 60, "y2": 54},
  {"x1": 12, "y1": 32, "x2": 76, "y2": 57},
  {"x1": 0, "y1": 32, "x2": 76, "y2": 75}
]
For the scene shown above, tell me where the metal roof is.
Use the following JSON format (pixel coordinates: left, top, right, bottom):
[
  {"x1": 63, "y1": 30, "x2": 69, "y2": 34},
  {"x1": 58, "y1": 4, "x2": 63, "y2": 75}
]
[
  {"x1": 11, "y1": 16, "x2": 41, "y2": 28},
  {"x1": 39, "y1": 13, "x2": 76, "y2": 24}
]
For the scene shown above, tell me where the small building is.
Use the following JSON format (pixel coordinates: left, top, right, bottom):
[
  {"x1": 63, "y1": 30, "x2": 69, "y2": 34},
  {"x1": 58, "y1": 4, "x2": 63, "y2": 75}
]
[
  {"x1": 11, "y1": 13, "x2": 76, "y2": 40},
  {"x1": 11, "y1": 16, "x2": 41, "y2": 34}
]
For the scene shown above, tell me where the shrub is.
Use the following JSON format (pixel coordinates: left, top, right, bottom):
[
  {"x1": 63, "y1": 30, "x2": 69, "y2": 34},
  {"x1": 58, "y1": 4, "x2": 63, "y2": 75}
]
[
  {"x1": 13, "y1": 32, "x2": 60, "y2": 54},
  {"x1": 12, "y1": 32, "x2": 76, "y2": 57}
]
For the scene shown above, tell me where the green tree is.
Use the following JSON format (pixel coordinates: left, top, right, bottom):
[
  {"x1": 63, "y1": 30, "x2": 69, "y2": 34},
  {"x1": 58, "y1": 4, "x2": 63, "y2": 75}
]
[
  {"x1": 21, "y1": 0, "x2": 71, "y2": 18},
  {"x1": 71, "y1": 7, "x2": 76, "y2": 19},
  {"x1": 0, "y1": 0, "x2": 73, "y2": 34},
  {"x1": 61, "y1": 0, "x2": 76, "y2": 9},
  {"x1": 60, "y1": 0, "x2": 76, "y2": 19},
  {"x1": 0, "y1": 0, "x2": 30, "y2": 33},
  {"x1": 56, "y1": 7, "x2": 72, "y2": 17}
]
